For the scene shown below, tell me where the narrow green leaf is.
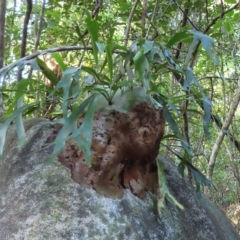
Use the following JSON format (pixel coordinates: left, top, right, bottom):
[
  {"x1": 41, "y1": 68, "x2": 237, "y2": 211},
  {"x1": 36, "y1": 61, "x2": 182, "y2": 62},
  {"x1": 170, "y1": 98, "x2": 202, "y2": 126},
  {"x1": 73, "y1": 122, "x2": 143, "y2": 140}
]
[
  {"x1": 15, "y1": 97, "x2": 26, "y2": 147},
  {"x1": 78, "y1": 95, "x2": 96, "y2": 165},
  {"x1": 81, "y1": 66, "x2": 101, "y2": 81},
  {"x1": 0, "y1": 104, "x2": 31, "y2": 160},
  {"x1": 185, "y1": 36, "x2": 198, "y2": 67},
  {"x1": 169, "y1": 102, "x2": 180, "y2": 116},
  {"x1": 133, "y1": 50, "x2": 149, "y2": 81},
  {"x1": 0, "y1": 119, "x2": 12, "y2": 160},
  {"x1": 52, "y1": 53, "x2": 67, "y2": 71},
  {"x1": 185, "y1": 161, "x2": 212, "y2": 193},
  {"x1": 107, "y1": 28, "x2": 115, "y2": 44},
  {"x1": 86, "y1": 11, "x2": 99, "y2": 64},
  {"x1": 178, "y1": 162, "x2": 186, "y2": 177},
  {"x1": 45, "y1": 95, "x2": 96, "y2": 165},
  {"x1": 15, "y1": 79, "x2": 30, "y2": 103},
  {"x1": 55, "y1": 73, "x2": 72, "y2": 118},
  {"x1": 203, "y1": 97, "x2": 212, "y2": 139},
  {"x1": 163, "y1": 106, "x2": 183, "y2": 140},
  {"x1": 188, "y1": 30, "x2": 219, "y2": 65},
  {"x1": 83, "y1": 74, "x2": 94, "y2": 85},
  {"x1": 36, "y1": 58, "x2": 59, "y2": 86},
  {"x1": 96, "y1": 42, "x2": 105, "y2": 55},
  {"x1": 116, "y1": 81, "x2": 135, "y2": 87},
  {"x1": 69, "y1": 79, "x2": 81, "y2": 99},
  {"x1": 75, "y1": 25, "x2": 81, "y2": 38},
  {"x1": 162, "y1": 106, "x2": 191, "y2": 154},
  {"x1": 142, "y1": 40, "x2": 154, "y2": 54},
  {"x1": 105, "y1": 45, "x2": 113, "y2": 80},
  {"x1": 126, "y1": 65, "x2": 135, "y2": 81},
  {"x1": 63, "y1": 67, "x2": 79, "y2": 75},
  {"x1": 225, "y1": 0, "x2": 236, "y2": 3},
  {"x1": 26, "y1": 58, "x2": 41, "y2": 71},
  {"x1": 166, "y1": 31, "x2": 191, "y2": 47}
]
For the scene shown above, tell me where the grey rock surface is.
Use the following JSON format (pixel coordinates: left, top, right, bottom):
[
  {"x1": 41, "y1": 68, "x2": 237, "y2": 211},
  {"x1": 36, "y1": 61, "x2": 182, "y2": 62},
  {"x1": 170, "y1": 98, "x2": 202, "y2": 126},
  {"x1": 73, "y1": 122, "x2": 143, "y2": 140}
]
[{"x1": 0, "y1": 118, "x2": 239, "y2": 240}]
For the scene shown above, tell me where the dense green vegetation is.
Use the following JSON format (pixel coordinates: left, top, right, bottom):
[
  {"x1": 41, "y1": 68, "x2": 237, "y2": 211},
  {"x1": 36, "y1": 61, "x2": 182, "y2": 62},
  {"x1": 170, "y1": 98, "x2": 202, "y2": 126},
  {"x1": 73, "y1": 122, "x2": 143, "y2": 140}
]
[{"x1": 0, "y1": 0, "x2": 239, "y2": 232}]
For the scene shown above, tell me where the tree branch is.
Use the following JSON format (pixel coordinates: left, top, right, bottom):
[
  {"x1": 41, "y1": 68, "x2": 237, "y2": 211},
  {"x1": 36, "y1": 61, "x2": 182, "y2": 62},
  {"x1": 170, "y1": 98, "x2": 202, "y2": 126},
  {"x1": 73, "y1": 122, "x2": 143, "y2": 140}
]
[
  {"x1": 141, "y1": 0, "x2": 148, "y2": 37},
  {"x1": 172, "y1": 71, "x2": 240, "y2": 155},
  {"x1": 0, "y1": 0, "x2": 6, "y2": 119},
  {"x1": 174, "y1": 0, "x2": 189, "y2": 59},
  {"x1": 146, "y1": 0, "x2": 159, "y2": 40},
  {"x1": 190, "y1": 2, "x2": 239, "y2": 66},
  {"x1": 174, "y1": 0, "x2": 200, "y2": 31},
  {"x1": 0, "y1": 45, "x2": 125, "y2": 76},
  {"x1": 204, "y1": 2, "x2": 239, "y2": 34},
  {"x1": 79, "y1": 0, "x2": 103, "y2": 40},
  {"x1": 198, "y1": 75, "x2": 238, "y2": 81},
  {"x1": 207, "y1": 87, "x2": 240, "y2": 180},
  {"x1": 18, "y1": 0, "x2": 32, "y2": 81},
  {"x1": 34, "y1": 0, "x2": 45, "y2": 52},
  {"x1": 124, "y1": 0, "x2": 140, "y2": 46},
  {"x1": 20, "y1": 0, "x2": 33, "y2": 58},
  {"x1": 28, "y1": 0, "x2": 46, "y2": 79}
]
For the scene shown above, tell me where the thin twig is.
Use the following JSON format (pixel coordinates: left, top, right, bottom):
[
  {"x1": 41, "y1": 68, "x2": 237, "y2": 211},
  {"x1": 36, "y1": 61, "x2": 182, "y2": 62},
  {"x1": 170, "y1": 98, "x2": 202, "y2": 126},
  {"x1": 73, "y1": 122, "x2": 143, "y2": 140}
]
[
  {"x1": 34, "y1": 0, "x2": 45, "y2": 52},
  {"x1": 124, "y1": 0, "x2": 140, "y2": 46},
  {"x1": 79, "y1": 0, "x2": 103, "y2": 40},
  {"x1": 146, "y1": 0, "x2": 159, "y2": 39},
  {"x1": 20, "y1": 0, "x2": 32, "y2": 58},
  {"x1": 141, "y1": 0, "x2": 148, "y2": 37},
  {"x1": 204, "y1": 2, "x2": 239, "y2": 34},
  {"x1": 28, "y1": 0, "x2": 46, "y2": 79},
  {"x1": 174, "y1": 0, "x2": 189, "y2": 59},
  {"x1": 174, "y1": 0, "x2": 200, "y2": 31},
  {"x1": 198, "y1": 76, "x2": 238, "y2": 81}
]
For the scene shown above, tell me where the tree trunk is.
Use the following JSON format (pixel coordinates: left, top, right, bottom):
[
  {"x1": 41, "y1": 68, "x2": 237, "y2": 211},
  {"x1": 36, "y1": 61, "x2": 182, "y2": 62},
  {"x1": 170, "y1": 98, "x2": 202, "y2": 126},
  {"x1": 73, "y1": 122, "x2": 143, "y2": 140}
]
[
  {"x1": 0, "y1": 0, "x2": 6, "y2": 119},
  {"x1": 207, "y1": 87, "x2": 240, "y2": 180}
]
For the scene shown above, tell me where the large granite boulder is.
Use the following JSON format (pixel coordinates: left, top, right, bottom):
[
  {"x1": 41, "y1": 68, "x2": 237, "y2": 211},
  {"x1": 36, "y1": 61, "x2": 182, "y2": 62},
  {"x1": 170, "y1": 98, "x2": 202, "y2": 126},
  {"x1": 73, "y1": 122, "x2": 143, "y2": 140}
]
[{"x1": 0, "y1": 118, "x2": 239, "y2": 240}]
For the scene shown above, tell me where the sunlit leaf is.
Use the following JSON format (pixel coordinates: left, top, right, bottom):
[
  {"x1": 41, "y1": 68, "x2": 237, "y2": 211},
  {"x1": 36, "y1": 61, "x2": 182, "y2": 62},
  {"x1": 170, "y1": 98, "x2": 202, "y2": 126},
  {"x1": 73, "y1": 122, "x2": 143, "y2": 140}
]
[
  {"x1": 83, "y1": 74, "x2": 94, "y2": 85},
  {"x1": 52, "y1": 53, "x2": 67, "y2": 71},
  {"x1": 26, "y1": 58, "x2": 41, "y2": 71},
  {"x1": 36, "y1": 58, "x2": 59, "y2": 86},
  {"x1": 96, "y1": 42, "x2": 105, "y2": 55},
  {"x1": 126, "y1": 65, "x2": 135, "y2": 81},
  {"x1": 225, "y1": 0, "x2": 237, "y2": 3},
  {"x1": 75, "y1": 25, "x2": 81, "y2": 38},
  {"x1": 45, "y1": 94, "x2": 96, "y2": 165},
  {"x1": 0, "y1": 104, "x2": 32, "y2": 161},
  {"x1": 81, "y1": 66, "x2": 101, "y2": 82},
  {"x1": 63, "y1": 67, "x2": 80, "y2": 75},
  {"x1": 133, "y1": 50, "x2": 149, "y2": 81},
  {"x1": 166, "y1": 31, "x2": 191, "y2": 47},
  {"x1": 203, "y1": 97, "x2": 212, "y2": 139},
  {"x1": 78, "y1": 95, "x2": 96, "y2": 165},
  {"x1": 86, "y1": 11, "x2": 99, "y2": 64},
  {"x1": 188, "y1": 30, "x2": 219, "y2": 65},
  {"x1": 142, "y1": 40, "x2": 154, "y2": 54},
  {"x1": 185, "y1": 36, "x2": 198, "y2": 67},
  {"x1": 15, "y1": 97, "x2": 26, "y2": 147},
  {"x1": 15, "y1": 79, "x2": 30, "y2": 103},
  {"x1": 105, "y1": 45, "x2": 113, "y2": 80}
]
